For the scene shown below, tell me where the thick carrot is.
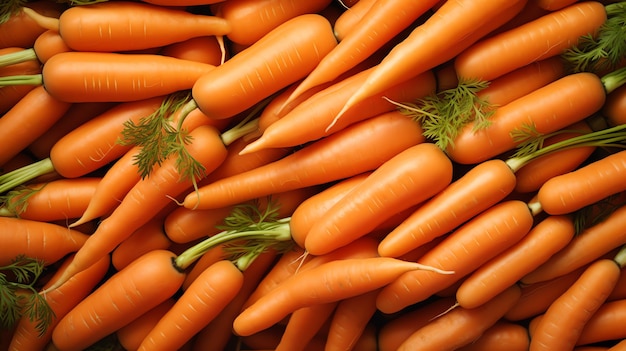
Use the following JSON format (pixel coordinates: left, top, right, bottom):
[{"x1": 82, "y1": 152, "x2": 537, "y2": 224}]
[
  {"x1": 304, "y1": 142, "x2": 453, "y2": 256},
  {"x1": 455, "y1": 320, "x2": 531, "y2": 351},
  {"x1": 536, "y1": 149, "x2": 626, "y2": 215},
  {"x1": 334, "y1": 0, "x2": 528, "y2": 122},
  {"x1": 331, "y1": 0, "x2": 378, "y2": 41},
  {"x1": 577, "y1": 298, "x2": 626, "y2": 346},
  {"x1": 377, "y1": 158, "x2": 517, "y2": 258},
  {"x1": 521, "y1": 203, "x2": 626, "y2": 284},
  {"x1": 0, "y1": 86, "x2": 71, "y2": 167},
  {"x1": 116, "y1": 299, "x2": 177, "y2": 351},
  {"x1": 454, "y1": 1, "x2": 607, "y2": 82},
  {"x1": 0, "y1": 0, "x2": 65, "y2": 49},
  {"x1": 232, "y1": 256, "x2": 451, "y2": 336},
  {"x1": 456, "y1": 214, "x2": 576, "y2": 309},
  {"x1": 0, "y1": 217, "x2": 89, "y2": 267},
  {"x1": 324, "y1": 289, "x2": 379, "y2": 351},
  {"x1": 274, "y1": 302, "x2": 338, "y2": 351},
  {"x1": 182, "y1": 110, "x2": 425, "y2": 210},
  {"x1": 22, "y1": 1, "x2": 231, "y2": 53},
  {"x1": 160, "y1": 35, "x2": 226, "y2": 66},
  {"x1": 136, "y1": 259, "x2": 244, "y2": 351},
  {"x1": 529, "y1": 252, "x2": 624, "y2": 351},
  {"x1": 240, "y1": 69, "x2": 435, "y2": 154},
  {"x1": 111, "y1": 215, "x2": 173, "y2": 271},
  {"x1": 50, "y1": 249, "x2": 186, "y2": 351},
  {"x1": 376, "y1": 199, "x2": 535, "y2": 314},
  {"x1": 603, "y1": 83, "x2": 626, "y2": 126},
  {"x1": 279, "y1": 0, "x2": 439, "y2": 109},
  {"x1": 0, "y1": 177, "x2": 100, "y2": 222},
  {"x1": 46, "y1": 125, "x2": 228, "y2": 294},
  {"x1": 210, "y1": 0, "x2": 332, "y2": 46},
  {"x1": 190, "y1": 13, "x2": 337, "y2": 120},
  {"x1": 396, "y1": 285, "x2": 522, "y2": 351},
  {"x1": 0, "y1": 51, "x2": 215, "y2": 103}
]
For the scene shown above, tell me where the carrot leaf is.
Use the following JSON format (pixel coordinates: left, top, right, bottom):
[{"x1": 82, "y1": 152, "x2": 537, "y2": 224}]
[
  {"x1": 0, "y1": 184, "x2": 45, "y2": 217},
  {"x1": 571, "y1": 192, "x2": 626, "y2": 235},
  {"x1": 0, "y1": 255, "x2": 54, "y2": 337},
  {"x1": 386, "y1": 78, "x2": 495, "y2": 150},
  {"x1": 0, "y1": 0, "x2": 27, "y2": 24}
]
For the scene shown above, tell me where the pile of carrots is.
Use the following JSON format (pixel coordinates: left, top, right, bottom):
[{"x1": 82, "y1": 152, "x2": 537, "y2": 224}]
[{"x1": 2, "y1": 0, "x2": 626, "y2": 350}]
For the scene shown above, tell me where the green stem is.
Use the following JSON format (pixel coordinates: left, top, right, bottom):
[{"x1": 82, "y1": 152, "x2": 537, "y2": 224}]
[
  {"x1": 0, "y1": 158, "x2": 55, "y2": 194},
  {"x1": 601, "y1": 65, "x2": 626, "y2": 94},
  {"x1": 0, "y1": 48, "x2": 37, "y2": 68},
  {"x1": 0, "y1": 74, "x2": 43, "y2": 86}
]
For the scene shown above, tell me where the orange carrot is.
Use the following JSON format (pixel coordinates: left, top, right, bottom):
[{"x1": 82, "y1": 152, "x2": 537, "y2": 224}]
[
  {"x1": 603, "y1": 83, "x2": 626, "y2": 126},
  {"x1": 455, "y1": 321, "x2": 531, "y2": 351},
  {"x1": 190, "y1": 13, "x2": 337, "y2": 120},
  {"x1": 456, "y1": 214, "x2": 576, "y2": 309},
  {"x1": 160, "y1": 35, "x2": 227, "y2": 66},
  {"x1": 182, "y1": 110, "x2": 425, "y2": 210},
  {"x1": 274, "y1": 302, "x2": 338, "y2": 351},
  {"x1": 22, "y1": 1, "x2": 231, "y2": 52},
  {"x1": 0, "y1": 29, "x2": 69, "y2": 68},
  {"x1": 304, "y1": 142, "x2": 453, "y2": 256},
  {"x1": 0, "y1": 217, "x2": 89, "y2": 267},
  {"x1": 116, "y1": 299, "x2": 177, "y2": 351},
  {"x1": 376, "y1": 199, "x2": 535, "y2": 314},
  {"x1": 577, "y1": 298, "x2": 626, "y2": 346},
  {"x1": 111, "y1": 215, "x2": 173, "y2": 271},
  {"x1": 396, "y1": 285, "x2": 522, "y2": 351},
  {"x1": 324, "y1": 289, "x2": 379, "y2": 351},
  {"x1": 535, "y1": 0, "x2": 580, "y2": 11},
  {"x1": 0, "y1": 0, "x2": 65, "y2": 49},
  {"x1": 331, "y1": 0, "x2": 378, "y2": 41},
  {"x1": 233, "y1": 256, "x2": 451, "y2": 336}
]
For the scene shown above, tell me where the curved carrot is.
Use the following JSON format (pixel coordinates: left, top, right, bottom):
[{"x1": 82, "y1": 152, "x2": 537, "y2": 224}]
[
  {"x1": 456, "y1": 214, "x2": 576, "y2": 309},
  {"x1": 210, "y1": 0, "x2": 332, "y2": 46},
  {"x1": 111, "y1": 216, "x2": 173, "y2": 271},
  {"x1": 304, "y1": 142, "x2": 453, "y2": 256},
  {"x1": 334, "y1": 0, "x2": 527, "y2": 122},
  {"x1": 0, "y1": 0, "x2": 65, "y2": 49},
  {"x1": 8, "y1": 254, "x2": 110, "y2": 351},
  {"x1": 455, "y1": 320, "x2": 530, "y2": 351},
  {"x1": 454, "y1": 1, "x2": 607, "y2": 82},
  {"x1": 50, "y1": 249, "x2": 186, "y2": 351},
  {"x1": 23, "y1": 1, "x2": 231, "y2": 53},
  {"x1": 0, "y1": 217, "x2": 89, "y2": 266},
  {"x1": 0, "y1": 177, "x2": 100, "y2": 222},
  {"x1": 116, "y1": 299, "x2": 177, "y2": 351},
  {"x1": 46, "y1": 125, "x2": 229, "y2": 294},
  {"x1": 603, "y1": 83, "x2": 626, "y2": 126},
  {"x1": 160, "y1": 35, "x2": 227, "y2": 66},
  {"x1": 232, "y1": 256, "x2": 451, "y2": 336},
  {"x1": 377, "y1": 158, "x2": 517, "y2": 258},
  {"x1": 376, "y1": 199, "x2": 535, "y2": 314},
  {"x1": 536, "y1": 149, "x2": 626, "y2": 215},
  {"x1": 182, "y1": 111, "x2": 425, "y2": 210},
  {"x1": 529, "y1": 254, "x2": 624, "y2": 351},
  {"x1": 576, "y1": 298, "x2": 626, "y2": 346},
  {"x1": 190, "y1": 13, "x2": 337, "y2": 120},
  {"x1": 275, "y1": 302, "x2": 338, "y2": 351},
  {"x1": 137, "y1": 260, "x2": 244, "y2": 351},
  {"x1": 324, "y1": 289, "x2": 379, "y2": 351},
  {"x1": 397, "y1": 285, "x2": 522, "y2": 351}
]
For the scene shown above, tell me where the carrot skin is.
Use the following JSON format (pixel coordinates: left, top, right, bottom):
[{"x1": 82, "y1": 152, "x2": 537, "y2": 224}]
[
  {"x1": 576, "y1": 299, "x2": 626, "y2": 346},
  {"x1": 183, "y1": 110, "x2": 425, "y2": 210},
  {"x1": 455, "y1": 321, "x2": 531, "y2": 351},
  {"x1": 116, "y1": 299, "x2": 177, "y2": 351},
  {"x1": 0, "y1": 0, "x2": 66, "y2": 49}
]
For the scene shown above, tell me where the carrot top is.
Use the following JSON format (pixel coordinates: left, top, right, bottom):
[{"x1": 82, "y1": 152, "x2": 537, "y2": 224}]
[
  {"x1": 0, "y1": 0, "x2": 27, "y2": 24},
  {"x1": 0, "y1": 254, "x2": 53, "y2": 337}
]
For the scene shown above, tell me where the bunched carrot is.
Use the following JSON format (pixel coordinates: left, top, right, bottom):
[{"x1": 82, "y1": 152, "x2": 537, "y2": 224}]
[
  {"x1": 274, "y1": 302, "x2": 338, "y2": 351},
  {"x1": 324, "y1": 289, "x2": 379, "y2": 351},
  {"x1": 0, "y1": 0, "x2": 65, "y2": 49},
  {"x1": 232, "y1": 257, "x2": 452, "y2": 336},
  {"x1": 0, "y1": 29, "x2": 70, "y2": 68},
  {"x1": 455, "y1": 321, "x2": 530, "y2": 351},
  {"x1": 576, "y1": 298, "x2": 626, "y2": 346},
  {"x1": 115, "y1": 299, "x2": 177, "y2": 351}
]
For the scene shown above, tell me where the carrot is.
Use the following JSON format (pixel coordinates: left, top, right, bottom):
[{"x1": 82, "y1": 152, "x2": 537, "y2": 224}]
[
  {"x1": 0, "y1": 86, "x2": 71, "y2": 168},
  {"x1": 577, "y1": 298, "x2": 626, "y2": 346},
  {"x1": 333, "y1": 0, "x2": 528, "y2": 122},
  {"x1": 240, "y1": 68, "x2": 435, "y2": 154},
  {"x1": 136, "y1": 259, "x2": 244, "y2": 351},
  {"x1": 160, "y1": 35, "x2": 227, "y2": 66},
  {"x1": 376, "y1": 199, "x2": 535, "y2": 314},
  {"x1": 210, "y1": 0, "x2": 332, "y2": 46},
  {"x1": 22, "y1": 1, "x2": 231, "y2": 53},
  {"x1": 111, "y1": 215, "x2": 173, "y2": 271},
  {"x1": 0, "y1": 0, "x2": 66, "y2": 49},
  {"x1": 456, "y1": 214, "x2": 576, "y2": 309},
  {"x1": 536, "y1": 149, "x2": 626, "y2": 215},
  {"x1": 529, "y1": 247, "x2": 625, "y2": 351},
  {"x1": 0, "y1": 29, "x2": 70, "y2": 68},
  {"x1": 232, "y1": 256, "x2": 452, "y2": 336},
  {"x1": 189, "y1": 13, "x2": 337, "y2": 120},
  {"x1": 50, "y1": 249, "x2": 186, "y2": 351},
  {"x1": 455, "y1": 320, "x2": 531, "y2": 351},
  {"x1": 396, "y1": 285, "x2": 522, "y2": 351},
  {"x1": 274, "y1": 302, "x2": 338, "y2": 351},
  {"x1": 454, "y1": 1, "x2": 607, "y2": 82},
  {"x1": 303, "y1": 142, "x2": 453, "y2": 256},
  {"x1": 45, "y1": 125, "x2": 229, "y2": 294},
  {"x1": 535, "y1": 0, "x2": 581, "y2": 11},
  {"x1": 377, "y1": 158, "x2": 517, "y2": 258},
  {"x1": 331, "y1": 0, "x2": 378, "y2": 41},
  {"x1": 609, "y1": 339, "x2": 626, "y2": 351},
  {"x1": 116, "y1": 299, "x2": 177, "y2": 351},
  {"x1": 603, "y1": 83, "x2": 626, "y2": 126},
  {"x1": 8, "y1": 254, "x2": 110, "y2": 351},
  {"x1": 279, "y1": 0, "x2": 439, "y2": 109},
  {"x1": 324, "y1": 289, "x2": 379, "y2": 351},
  {"x1": 0, "y1": 95, "x2": 166, "y2": 194},
  {"x1": 182, "y1": 110, "x2": 425, "y2": 210},
  {"x1": 0, "y1": 217, "x2": 89, "y2": 267},
  {"x1": 0, "y1": 177, "x2": 100, "y2": 222},
  {"x1": 521, "y1": 203, "x2": 626, "y2": 284}
]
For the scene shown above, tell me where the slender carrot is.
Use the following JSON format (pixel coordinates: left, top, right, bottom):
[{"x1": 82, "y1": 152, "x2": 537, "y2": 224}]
[
  {"x1": 454, "y1": 1, "x2": 608, "y2": 82},
  {"x1": 110, "y1": 215, "x2": 173, "y2": 271},
  {"x1": 189, "y1": 13, "x2": 337, "y2": 120},
  {"x1": 331, "y1": 0, "x2": 377, "y2": 41},
  {"x1": 577, "y1": 298, "x2": 626, "y2": 346},
  {"x1": 22, "y1": 1, "x2": 232, "y2": 53},
  {"x1": 536, "y1": 0, "x2": 581, "y2": 11},
  {"x1": 0, "y1": 217, "x2": 89, "y2": 267},
  {"x1": 210, "y1": 0, "x2": 332, "y2": 46},
  {"x1": 455, "y1": 320, "x2": 531, "y2": 351},
  {"x1": 232, "y1": 256, "x2": 452, "y2": 336},
  {"x1": 529, "y1": 247, "x2": 625, "y2": 351},
  {"x1": 160, "y1": 35, "x2": 227, "y2": 66},
  {"x1": 456, "y1": 214, "x2": 576, "y2": 309},
  {"x1": 397, "y1": 285, "x2": 522, "y2": 351},
  {"x1": 376, "y1": 199, "x2": 535, "y2": 314},
  {"x1": 324, "y1": 289, "x2": 379, "y2": 351},
  {"x1": 602, "y1": 82, "x2": 626, "y2": 126},
  {"x1": 274, "y1": 302, "x2": 338, "y2": 351},
  {"x1": 116, "y1": 299, "x2": 177, "y2": 351},
  {"x1": 304, "y1": 142, "x2": 453, "y2": 256},
  {"x1": 182, "y1": 110, "x2": 425, "y2": 210}
]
